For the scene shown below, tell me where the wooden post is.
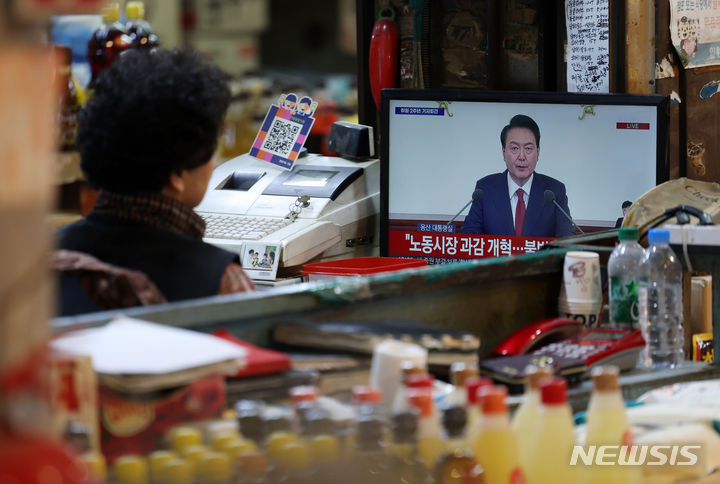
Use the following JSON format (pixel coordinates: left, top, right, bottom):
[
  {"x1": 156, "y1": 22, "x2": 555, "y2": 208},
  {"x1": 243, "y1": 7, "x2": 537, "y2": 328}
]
[
  {"x1": 0, "y1": 45, "x2": 57, "y2": 430},
  {"x1": 626, "y1": 0, "x2": 655, "y2": 94}
]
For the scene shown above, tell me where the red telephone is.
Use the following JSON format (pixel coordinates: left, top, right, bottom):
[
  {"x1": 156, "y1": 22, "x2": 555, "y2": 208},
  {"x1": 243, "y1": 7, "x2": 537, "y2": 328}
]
[{"x1": 481, "y1": 318, "x2": 646, "y2": 388}]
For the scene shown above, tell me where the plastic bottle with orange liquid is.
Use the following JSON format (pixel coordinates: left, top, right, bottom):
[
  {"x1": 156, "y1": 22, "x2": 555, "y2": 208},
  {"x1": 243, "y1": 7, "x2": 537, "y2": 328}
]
[{"x1": 472, "y1": 385, "x2": 523, "y2": 484}]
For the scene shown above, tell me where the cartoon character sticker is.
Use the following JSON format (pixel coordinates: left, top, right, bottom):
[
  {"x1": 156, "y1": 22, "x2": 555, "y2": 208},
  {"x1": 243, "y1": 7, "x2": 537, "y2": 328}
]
[{"x1": 249, "y1": 93, "x2": 318, "y2": 170}]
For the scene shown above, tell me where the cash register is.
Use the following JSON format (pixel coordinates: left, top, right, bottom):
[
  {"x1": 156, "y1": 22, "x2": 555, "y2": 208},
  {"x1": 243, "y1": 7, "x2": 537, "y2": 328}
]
[{"x1": 195, "y1": 152, "x2": 380, "y2": 273}]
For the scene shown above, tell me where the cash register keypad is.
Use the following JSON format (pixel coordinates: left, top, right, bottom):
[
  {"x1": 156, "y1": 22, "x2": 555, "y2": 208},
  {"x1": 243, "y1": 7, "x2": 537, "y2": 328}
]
[{"x1": 201, "y1": 214, "x2": 291, "y2": 240}]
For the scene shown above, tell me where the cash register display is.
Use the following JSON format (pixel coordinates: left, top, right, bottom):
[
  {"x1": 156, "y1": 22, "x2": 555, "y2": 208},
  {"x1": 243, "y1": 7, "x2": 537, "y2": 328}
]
[{"x1": 282, "y1": 169, "x2": 337, "y2": 187}]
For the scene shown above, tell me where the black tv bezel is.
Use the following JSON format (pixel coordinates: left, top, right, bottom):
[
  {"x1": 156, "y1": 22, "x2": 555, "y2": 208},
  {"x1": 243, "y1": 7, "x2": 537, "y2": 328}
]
[{"x1": 379, "y1": 88, "x2": 669, "y2": 257}]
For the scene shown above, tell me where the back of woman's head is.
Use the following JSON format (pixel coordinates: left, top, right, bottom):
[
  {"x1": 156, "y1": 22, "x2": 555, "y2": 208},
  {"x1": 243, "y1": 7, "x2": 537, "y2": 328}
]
[{"x1": 78, "y1": 48, "x2": 231, "y2": 193}]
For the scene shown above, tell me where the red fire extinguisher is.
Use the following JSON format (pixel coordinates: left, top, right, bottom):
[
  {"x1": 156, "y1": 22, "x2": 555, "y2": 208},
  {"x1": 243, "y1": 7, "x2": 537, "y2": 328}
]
[{"x1": 369, "y1": 6, "x2": 399, "y2": 111}]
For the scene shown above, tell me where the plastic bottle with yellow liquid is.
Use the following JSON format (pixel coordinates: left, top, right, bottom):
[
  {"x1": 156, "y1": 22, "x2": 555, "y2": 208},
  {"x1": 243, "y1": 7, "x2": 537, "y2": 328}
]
[
  {"x1": 510, "y1": 365, "x2": 553, "y2": 473},
  {"x1": 472, "y1": 385, "x2": 523, "y2": 484},
  {"x1": 526, "y1": 377, "x2": 578, "y2": 484},
  {"x1": 407, "y1": 386, "x2": 445, "y2": 470},
  {"x1": 584, "y1": 365, "x2": 643, "y2": 484}
]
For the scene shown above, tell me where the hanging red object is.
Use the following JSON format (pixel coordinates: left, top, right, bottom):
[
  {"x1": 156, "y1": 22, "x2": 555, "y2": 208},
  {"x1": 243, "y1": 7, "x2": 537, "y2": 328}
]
[{"x1": 369, "y1": 6, "x2": 399, "y2": 111}]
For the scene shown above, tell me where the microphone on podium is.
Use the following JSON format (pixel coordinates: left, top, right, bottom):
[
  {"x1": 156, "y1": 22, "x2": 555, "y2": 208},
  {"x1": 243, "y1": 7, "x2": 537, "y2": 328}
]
[
  {"x1": 544, "y1": 189, "x2": 584, "y2": 234},
  {"x1": 447, "y1": 189, "x2": 483, "y2": 227}
]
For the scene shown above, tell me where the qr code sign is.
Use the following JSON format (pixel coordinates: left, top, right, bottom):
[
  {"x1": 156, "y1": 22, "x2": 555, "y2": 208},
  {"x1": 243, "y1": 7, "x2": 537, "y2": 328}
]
[{"x1": 261, "y1": 117, "x2": 302, "y2": 157}]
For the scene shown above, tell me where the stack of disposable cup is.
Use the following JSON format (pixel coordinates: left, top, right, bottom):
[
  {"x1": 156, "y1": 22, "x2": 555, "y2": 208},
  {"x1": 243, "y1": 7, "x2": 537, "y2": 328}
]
[{"x1": 558, "y1": 251, "x2": 603, "y2": 326}]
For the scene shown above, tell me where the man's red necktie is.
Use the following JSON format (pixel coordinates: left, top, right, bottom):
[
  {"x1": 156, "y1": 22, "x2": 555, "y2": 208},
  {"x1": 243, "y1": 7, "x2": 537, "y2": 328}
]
[{"x1": 515, "y1": 188, "x2": 526, "y2": 236}]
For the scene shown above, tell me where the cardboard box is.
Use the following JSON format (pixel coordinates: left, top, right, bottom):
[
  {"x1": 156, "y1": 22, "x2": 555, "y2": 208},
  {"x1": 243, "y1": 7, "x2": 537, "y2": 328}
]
[{"x1": 99, "y1": 374, "x2": 225, "y2": 462}]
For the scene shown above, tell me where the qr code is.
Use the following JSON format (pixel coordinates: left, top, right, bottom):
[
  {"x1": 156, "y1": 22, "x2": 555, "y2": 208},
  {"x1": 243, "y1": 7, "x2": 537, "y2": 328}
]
[{"x1": 262, "y1": 117, "x2": 302, "y2": 157}]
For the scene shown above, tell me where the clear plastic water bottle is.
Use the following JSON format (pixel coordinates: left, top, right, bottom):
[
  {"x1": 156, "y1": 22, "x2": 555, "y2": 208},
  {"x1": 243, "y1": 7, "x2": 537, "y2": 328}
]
[
  {"x1": 607, "y1": 227, "x2": 645, "y2": 328},
  {"x1": 638, "y1": 228, "x2": 684, "y2": 368}
]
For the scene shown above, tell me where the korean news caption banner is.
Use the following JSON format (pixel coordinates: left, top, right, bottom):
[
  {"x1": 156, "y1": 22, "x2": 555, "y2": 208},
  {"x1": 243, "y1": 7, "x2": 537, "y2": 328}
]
[{"x1": 388, "y1": 229, "x2": 554, "y2": 264}]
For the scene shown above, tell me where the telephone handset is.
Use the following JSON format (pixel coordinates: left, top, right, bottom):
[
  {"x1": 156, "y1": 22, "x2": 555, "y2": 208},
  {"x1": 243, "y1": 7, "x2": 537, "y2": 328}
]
[{"x1": 491, "y1": 317, "x2": 585, "y2": 357}]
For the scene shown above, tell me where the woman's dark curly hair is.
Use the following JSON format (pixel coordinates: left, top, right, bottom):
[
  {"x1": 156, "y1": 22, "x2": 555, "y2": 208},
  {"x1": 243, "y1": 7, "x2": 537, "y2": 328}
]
[{"x1": 77, "y1": 48, "x2": 230, "y2": 193}]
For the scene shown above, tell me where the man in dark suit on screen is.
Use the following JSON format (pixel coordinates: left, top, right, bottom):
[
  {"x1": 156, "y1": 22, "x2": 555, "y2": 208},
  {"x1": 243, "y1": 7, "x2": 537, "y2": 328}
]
[{"x1": 461, "y1": 114, "x2": 575, "y2": 238}]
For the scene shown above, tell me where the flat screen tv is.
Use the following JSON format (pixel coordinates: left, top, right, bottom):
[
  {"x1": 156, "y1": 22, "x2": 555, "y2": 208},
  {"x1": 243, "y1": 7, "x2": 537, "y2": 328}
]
[{"x1": 380, "y1": 89, "x2": 668, "y2": 263}]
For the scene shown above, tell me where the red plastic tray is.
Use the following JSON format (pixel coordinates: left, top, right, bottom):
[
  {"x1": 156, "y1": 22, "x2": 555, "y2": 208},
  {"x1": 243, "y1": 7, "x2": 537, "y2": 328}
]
[{"x1": 301, "y1": 256, "x2": 426, "y2": 279}]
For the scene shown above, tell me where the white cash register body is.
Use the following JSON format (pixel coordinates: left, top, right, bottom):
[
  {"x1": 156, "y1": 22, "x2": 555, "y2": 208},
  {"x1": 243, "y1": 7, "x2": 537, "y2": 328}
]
[{"x1": 195, "y1": 153, "x2": 380, "y2": 270}]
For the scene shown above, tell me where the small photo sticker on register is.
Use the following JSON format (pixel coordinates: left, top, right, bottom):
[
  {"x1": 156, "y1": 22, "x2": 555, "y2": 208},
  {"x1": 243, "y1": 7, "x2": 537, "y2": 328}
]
[{"x1": 241, "y1": 243, "x2": 281, "y2": 280}]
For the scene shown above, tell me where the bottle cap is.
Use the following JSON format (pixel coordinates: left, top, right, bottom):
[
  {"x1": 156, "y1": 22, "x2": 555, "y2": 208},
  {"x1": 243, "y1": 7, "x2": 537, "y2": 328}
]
[
  {"x1": 180, "y1": 445, "x2": 209, "y2": 470},
  {"x1": 237, "y1": 412, "x2": 265, "y2": 444},
  {"x1": 80, "y1": 451, "x2": 107, "y2": 484},
  {"x1": 159, "y1": 459, "x2": 192, "y2": 484},
  {"x1": 450, "y1": 362, "x2": 479, "y2": 387},
  {"x1": 442, "y1": 405, "x2": 467, "y2": 438},
  {"x1": 125, "y1": 1, "x2": 145, "y2": 20},
  {"x1": 302, "y1": 412, "x2": 334, "y2": 436},
  {"x1": 618, "y1": 226, "x2": 639, "y2": 241},
  {"x1": 223, "y1": 438, "x2": 256, "y2": 460},
  {"x1": 648, "y1": 228, "x2": 670, "y2": 244},
  {"x1": 102, "y1": 2, "x2": 121, "y2": 23},
  {"x1": 591, "y1": 365, "x2": 620, "y2": 392},
  {"x1": 169, "y1": 426, "x2": 202, "y2": 453},
  {"x1": 390, "y1": 409, "x2": 419, "y2": 442},
  {"x1": 466, "y1": 376, "x2": 493, "y2": 405},
  {"x1": 113, "y1": 455, "x2": 149, "y2": 484},
  {"x1": 406, "y1": 373, "x2": 434, "y2": 388},
  {"x1": 352, "y1": 385, "x2": 382, "y2": 405},
  {"x1": 198, "y1": 451, "x2": 231, "y2": 483},
  {"x1": 525, "y1": 364, "x2": 554, "y2": 390},
  {"x1": 310, "y1": 434, "x2": 340, "y2": 462},
  {"x1": 263, "y1": 415, "x2": 292, "y2": 435},
  {"x1": 479, "y1": 385, "x2": 508, "y2": 414},
  {"x1": 540, "y1": 377, "x2": 568, "y2": 405},
  {"x1": 289, "y1": 385, "x2": 319, "y2": 404},
  {"x1": 210, "y1": 432, "x2": 239, "y2": 452},
  {"x1": 148, "y1": 450, "x2": 175, "y2": 483},
  {"x1": 240, "y1": 451, "x2": 268, "y2": 476},
  {"x1": 400, "y1": 360, "x2": 426, "y2": 382},
  {"x1": 407, "y1": 387, "x2": 434, "y2": 417},
  {"x1": 266, "y1": 431, "x2": 298, "y2": 461},
  {"x1": 355, "y1": 416, "x2": 385, "y2": 444}
]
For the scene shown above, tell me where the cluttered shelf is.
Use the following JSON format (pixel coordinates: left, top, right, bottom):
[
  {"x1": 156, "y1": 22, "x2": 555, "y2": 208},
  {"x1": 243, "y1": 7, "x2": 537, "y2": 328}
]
[{"x1": 45, "y1": 230, "x2": 720, "y2": 483}]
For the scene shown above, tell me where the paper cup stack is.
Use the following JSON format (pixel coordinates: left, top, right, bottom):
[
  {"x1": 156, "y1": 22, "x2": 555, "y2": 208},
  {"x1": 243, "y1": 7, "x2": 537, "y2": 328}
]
[{"x1": 558, "y1": 251, "x2": 602, "y2": 326}]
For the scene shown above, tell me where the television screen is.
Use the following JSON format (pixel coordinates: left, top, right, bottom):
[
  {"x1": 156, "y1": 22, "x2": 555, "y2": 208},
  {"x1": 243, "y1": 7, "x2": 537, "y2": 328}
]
[{"x1": 380, "y1": 89, "x2": 668, "y2": 263}]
